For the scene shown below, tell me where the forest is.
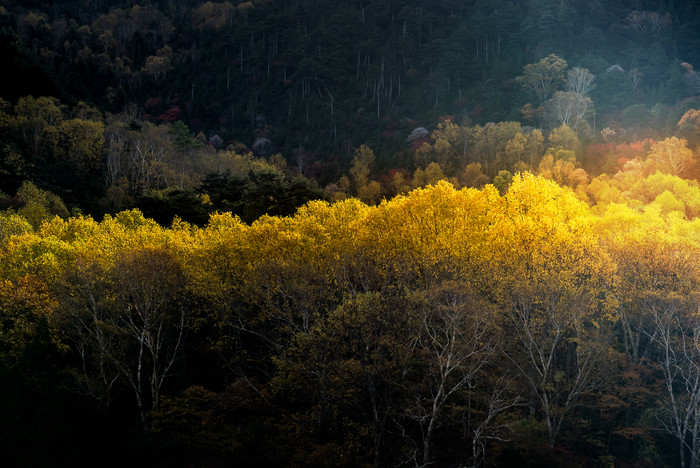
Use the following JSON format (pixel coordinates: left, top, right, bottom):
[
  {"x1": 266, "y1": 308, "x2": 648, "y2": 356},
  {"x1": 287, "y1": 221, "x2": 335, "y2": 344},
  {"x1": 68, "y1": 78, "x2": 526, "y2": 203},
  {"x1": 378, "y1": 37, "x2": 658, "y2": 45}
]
[{"x1": 4, "y1": 0, "x2": 700, "y2": 467}]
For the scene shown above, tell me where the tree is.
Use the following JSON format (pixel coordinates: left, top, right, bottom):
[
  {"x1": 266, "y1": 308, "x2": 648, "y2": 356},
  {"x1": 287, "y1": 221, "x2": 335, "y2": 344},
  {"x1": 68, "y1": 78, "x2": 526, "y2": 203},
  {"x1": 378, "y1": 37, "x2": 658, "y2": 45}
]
[
  {"x1": 56, "y1": 119, "x2": 105, "y2": 173},
  {"x1": 413, "y1": 162, "x2": 447, "y2": 189},
  {"x1": 624, "y1": 10, "x2": 671, "y2": 36},
  {"x1": 646, "y1": 137, "x2": 694, "y2": 177},
  {"x1": 168, "y1": 120, "x2": 201, "y2": 149},
  {"x1": 547, "y1": 124, "x2": 581, "y2": 154},
  {"x1": 628, "y1": 68, "x2": 643, "y2": 90},
  {"x1": 141, "y1": 55, "x2": 172, "y2": 81},
  {"x1": 273, "y1": 292, "x2": 422, "y2": 468},
  {"x1": 13, "y1": 181, "x2": 69, "y2": 229},
  {"x1": 647, "y1": 291, "x2": 700, "y2": 468},
  {"x1": 460, "y1": 162, "x2": 490, "y2": 188},
  {"x1": 537, "y1": 151, "x2": 589, "y2": 189},
  {"x1": 468, "y1": 122, "x2": 523, "y2": 175},
  {"x1": 492, "y1": 170, "x2": 512, "y2": 194},
  {"x1": 543, "y1": 91, "x2": 593, "y2": 134},
  {"x1": 411, "y1": 282, "x2": 507, "y2": 466},
  {"x1": 517, "y1": 54, "x2": 568, "y2": 103},
  {"x1": 567, "y1": 67, "x2": 596, "y2": 96},
  {"x1": 491, "y1": 174, "x2": 613, "y2": 447},
  {"x1": 200, "y1": 170, "x2": 326, "y2": 223},
  {"x1": 349, "y1": 144, "x2": 375, "y2": 197},
  {"x1": 678, "y1": 108, "x2": 700, "y2": 147},
  {"x1": 62, "y1": 246, "x2": 188, "y2": 434},
  {"x1": 120, "y1": 122, "x2": 174, "y2": 195},
  {"x1": 0, "y1": 275, "x2": 59, "y2": 365},
  {"x1": 13, "y1": 96, "x2": 64, "y2": 158}
]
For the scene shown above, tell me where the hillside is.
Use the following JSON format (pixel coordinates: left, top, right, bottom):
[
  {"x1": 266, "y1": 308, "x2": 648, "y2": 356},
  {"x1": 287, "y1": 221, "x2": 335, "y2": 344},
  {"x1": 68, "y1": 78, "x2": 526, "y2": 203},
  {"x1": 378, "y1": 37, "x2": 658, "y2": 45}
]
[{"x1": 5, "y1": 2, "x2": 700, "y2": 467}]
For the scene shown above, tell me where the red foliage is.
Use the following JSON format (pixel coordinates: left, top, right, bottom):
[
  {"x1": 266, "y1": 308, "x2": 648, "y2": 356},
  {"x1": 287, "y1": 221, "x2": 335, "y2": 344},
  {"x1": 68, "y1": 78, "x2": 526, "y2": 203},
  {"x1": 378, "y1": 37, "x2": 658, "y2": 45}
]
[
  {"x1": 382, "y1": 115, "x2": 398, "y2": 128},
  {"x1": 378, "y1": 168, "x2": 411, "y2": 192},
  {"x1": 469, "y1": 104, "x2": 483, "y2": 119},
  {"x1": 410, "y1": 140, "x2": 428, "y2": 151},
  {"x1": 158, "y1": 106, "x2": 181, "y2": 123},
  {"x1": 307, "y1": 160, "x2": 325, "y2": 180},
  {"x1": 613, "y1": 139, "x2": 654, "y2": 161},
  {"x1": 617, "y1": 157, "x2": 631, "y2": 168},
  {"x1": 587, "y1": 139, "x2": 656, "y2": 172},
  {"x1": 145, "y1": 97, "x2": 162, "y2": 110}
]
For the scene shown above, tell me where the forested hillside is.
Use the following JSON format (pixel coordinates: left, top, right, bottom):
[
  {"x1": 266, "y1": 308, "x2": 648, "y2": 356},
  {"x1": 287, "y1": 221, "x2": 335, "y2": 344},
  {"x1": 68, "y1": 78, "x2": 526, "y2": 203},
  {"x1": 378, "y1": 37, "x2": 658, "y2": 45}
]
[
  {"x1": 2, "y1": 0, "x2": 700, "y2": 192},
  {"x1": 5, "y1": 0, "x2": 700, "y2": 467}
]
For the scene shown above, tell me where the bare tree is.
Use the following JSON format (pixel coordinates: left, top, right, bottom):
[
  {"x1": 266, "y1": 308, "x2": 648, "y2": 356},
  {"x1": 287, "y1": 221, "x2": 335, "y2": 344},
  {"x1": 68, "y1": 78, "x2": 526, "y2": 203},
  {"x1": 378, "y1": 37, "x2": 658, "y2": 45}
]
[
  {"x1": 410, "y1": 283, "x2": 501, "y2": 466},
  {"x1": 104, "y1": 126, "x2": 127, "y2": 187},
  {"x1": 469, "y1": 376, "x2": 522, "y2": 468},
  {"x1": 628, "y1": 68, "x2": 643, "y2": 90},
  {"x1": 60, "y1": 258, "x2": 121, "y2": 409},
  {"x1": 62, "y1": 247, "x2": 188, "y2": 434},
  {"x1": 543, "y1": 91, "x2": 593, "y2": 134},
  {"x1": 504, "y1": 281, "x2": 610, "y2": 447},
  {"x1": 567, "y1": 67, "x2": 596, "y2": 96},
  {"x1": 648, "y1": 292, "x2": 700, "y2": 468},
  {"x1": 625, "y1": 10, "x2": 671, "y2": 36}
]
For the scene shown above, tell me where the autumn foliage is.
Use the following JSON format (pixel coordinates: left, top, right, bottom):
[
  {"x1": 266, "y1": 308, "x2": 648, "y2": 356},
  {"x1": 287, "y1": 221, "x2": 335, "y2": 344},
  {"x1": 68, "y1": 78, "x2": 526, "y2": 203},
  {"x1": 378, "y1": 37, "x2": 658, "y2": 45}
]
[{"x1": 4, "y1": 168, "x2": 700, "y2": 465}]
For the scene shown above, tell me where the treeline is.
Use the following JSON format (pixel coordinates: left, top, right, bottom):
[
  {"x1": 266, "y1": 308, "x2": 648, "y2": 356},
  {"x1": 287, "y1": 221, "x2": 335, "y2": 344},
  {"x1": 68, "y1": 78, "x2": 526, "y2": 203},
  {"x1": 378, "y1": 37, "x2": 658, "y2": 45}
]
[
  {"x1": 4, "y1": 168, "x2": 700, "y2": 466},
  {"x1": 3, "y1": 0, "x2": 700, "y2": 173},
  {"x1": 5, "y1": 90, "x2": 700, "y2": 224}
]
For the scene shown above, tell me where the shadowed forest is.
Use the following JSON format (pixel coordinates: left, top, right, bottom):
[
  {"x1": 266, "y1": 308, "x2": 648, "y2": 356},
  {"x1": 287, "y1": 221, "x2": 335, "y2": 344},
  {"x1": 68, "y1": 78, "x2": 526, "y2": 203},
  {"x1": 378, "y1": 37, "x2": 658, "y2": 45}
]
[{"x1": 4, "y1": 1, "x2": 700, "y2": 467}]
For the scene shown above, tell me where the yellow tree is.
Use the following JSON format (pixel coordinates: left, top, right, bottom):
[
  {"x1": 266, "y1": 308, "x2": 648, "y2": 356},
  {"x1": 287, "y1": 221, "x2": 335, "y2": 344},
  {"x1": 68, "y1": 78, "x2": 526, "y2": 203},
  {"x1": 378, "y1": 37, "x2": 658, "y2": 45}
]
[
  {"x1": 537, "y1": 150, "x2": 589, "y2": 190},
  {"x1": 412, "y1": 162, "x2": 448, "y2": 189},
  {"x1": 646, "y1": 137, "x2": 695, "y2": 177},
  {"x1": 600, "y1": 207, "x2": 700, "y2": 468},
  {"x1": 56, "y1": 118, "x2": 105, "y2": 173},
  {"x1": 50, "y1": 210, "x2": 189, "y2": 434},
  {"x1": 0, "y1": 275, "x2": 60, "y2": 364},
  {"x1": 547, "y1": 123, "x2": 581, "y2": 154},
  {"x1": 110, "y1": 246, "x2": 188, "y2": 433},
  {"x1": 489, "y1": 174, "x2": 614, "y2": 447},
  {"x1": 349, "y1": 144, "x2": 382, "y2": 204},
  {"x1": 585, "y1": 170, "x2": 700, "y2": 219},
  {"x1": 13, "y1": 95, "x2": 64, "y2": 157},
  {"x1": 595, "y1": 204, "x2": 682, "y2": 362},
  {"x1": 356, "y1": 180, "x2": 499, "y2": 289}
]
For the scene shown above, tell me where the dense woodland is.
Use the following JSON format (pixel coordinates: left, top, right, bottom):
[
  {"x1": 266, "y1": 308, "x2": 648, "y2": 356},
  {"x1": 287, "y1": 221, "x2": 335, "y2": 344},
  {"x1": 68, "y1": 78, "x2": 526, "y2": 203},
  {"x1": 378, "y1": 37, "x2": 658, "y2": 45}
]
[{"x1": 5, "y1": 0, "x2": 700, "y2": 467}]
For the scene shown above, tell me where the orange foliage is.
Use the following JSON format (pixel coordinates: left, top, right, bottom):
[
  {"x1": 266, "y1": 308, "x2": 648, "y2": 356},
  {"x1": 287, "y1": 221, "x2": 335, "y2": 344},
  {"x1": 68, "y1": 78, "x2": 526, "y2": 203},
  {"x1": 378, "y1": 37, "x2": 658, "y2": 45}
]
[
  {"x1": 678, "y1": 109, "x2": 700, "y2": 130},
  {"x1": 595, "y1": 139, "x2": 655, "y2": 172}
]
